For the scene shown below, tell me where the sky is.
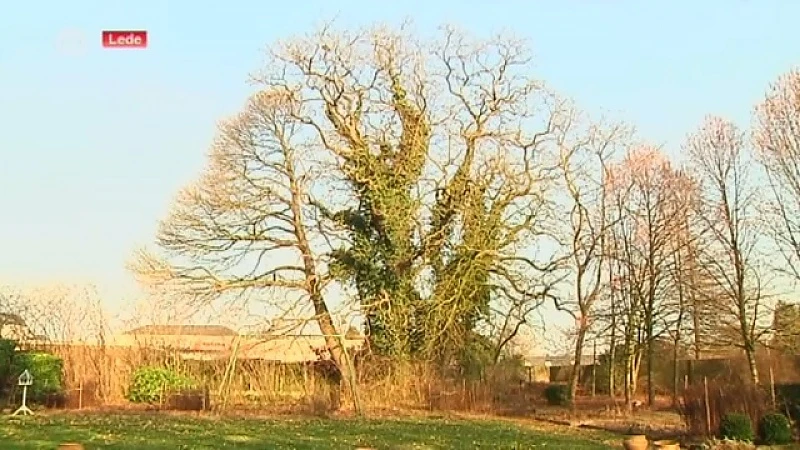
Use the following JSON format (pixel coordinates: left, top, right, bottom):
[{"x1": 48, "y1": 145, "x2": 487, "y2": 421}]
[{"x1": 0, "y1": 1, "x2": 798, "y2": 334}]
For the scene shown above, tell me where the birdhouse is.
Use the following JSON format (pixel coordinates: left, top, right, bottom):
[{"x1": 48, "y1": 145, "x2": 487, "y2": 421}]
[{"x1": 18, "y1": 369, "x2": 33, "y2": 386}]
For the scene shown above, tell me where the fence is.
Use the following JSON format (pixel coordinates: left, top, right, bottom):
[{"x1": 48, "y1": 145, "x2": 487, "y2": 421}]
[{"x1": 17, "y1": 343, "x2": 533, "y2": 414}]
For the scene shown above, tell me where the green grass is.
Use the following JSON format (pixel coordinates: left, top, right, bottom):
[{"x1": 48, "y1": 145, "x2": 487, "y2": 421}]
[{"x1": 0, "y1": 412, "x2": 617, "y2": 449}]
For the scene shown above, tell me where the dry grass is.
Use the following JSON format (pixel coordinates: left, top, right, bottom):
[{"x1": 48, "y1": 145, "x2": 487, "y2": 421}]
[
  {"x1": 24, "y1": 344, "x2": 538, "y2": 417},
  {"x1": 677, "y1": 381, "x2": 769, "y2": 437}
]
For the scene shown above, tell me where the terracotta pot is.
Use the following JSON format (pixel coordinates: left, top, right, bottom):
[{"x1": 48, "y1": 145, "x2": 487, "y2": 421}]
[
  {"x1": 653, "y1": 440, "x2": 680, "y2": 450},
  {"x1": 622, "y1": 434, "x2": 648, "y2": 450},
  {"x1": 58, "y1": 444, "x2": 85, "y2": 450}
]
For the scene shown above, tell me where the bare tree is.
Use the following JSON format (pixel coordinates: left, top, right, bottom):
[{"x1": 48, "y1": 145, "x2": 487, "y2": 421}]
[
  {"x1": 605, "y1": 146, "x2": 686, "y2": 406},
  {"x1": 753, "y1": 68, "x2": 800, "y2": 281},
  {"x1": 555, "y1": 119, "x2": 632, "y2": 401},
  {"x1": 0, "y1": 288, "x2": 29, "y2": 341},
  {"x1": 129, "y1": 88, "x2": 364, "y2": 414},
  {"x1": 130, "y1": 23, "x2": 588, "y2": 415},
  {"x1": 663, "y1": 169, "x2": 701, "y2": 404},
  {"x1": 685, "y1": 116, "x2": 768, "y2": 385},
  {"x1": 19, "y1": 283, "x2": 108, "y2": 344},
  {"x1": 604, "y1": 180, "x2": 645, "y2": 408},
  {"x1": 249, "y1": 24, "x2": 569, "y2": 364}
]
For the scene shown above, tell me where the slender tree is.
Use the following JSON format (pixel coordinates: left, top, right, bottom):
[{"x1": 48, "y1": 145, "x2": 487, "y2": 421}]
[
  {"x1": 685, "y1": 116, "x2": 767, "y2": 385},
  {"x1": 556, "y1": 119, "x2": 632, "y2": 402},
  {"x1": 753, "y1": 68, "x2": 800, "y2": 281},
  {"x1": 605, "y1": 146, "x2": 685, "y2": 406}
]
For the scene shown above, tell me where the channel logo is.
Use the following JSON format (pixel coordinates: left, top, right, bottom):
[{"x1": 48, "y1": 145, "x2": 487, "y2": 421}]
[{"x1": 102, "y1": 30, "x2": 148, "y2": 49}]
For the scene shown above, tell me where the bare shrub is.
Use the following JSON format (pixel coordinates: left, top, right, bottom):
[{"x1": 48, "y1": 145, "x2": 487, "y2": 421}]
[
  {"x1": 678, "y1": 381, "x2": 769, "y2": 436},
  {"x1": 44, "y1": 340, "x2": 537, "y2": 416}
]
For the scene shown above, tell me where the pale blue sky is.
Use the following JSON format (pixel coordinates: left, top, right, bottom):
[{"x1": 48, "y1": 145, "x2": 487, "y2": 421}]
[{"x1": 0, "y1": 1, "x2": 797, "y2": 322}]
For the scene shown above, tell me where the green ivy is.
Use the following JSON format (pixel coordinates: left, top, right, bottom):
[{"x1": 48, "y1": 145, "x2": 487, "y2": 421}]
[
  {"x1": 0, "y1": 339, "x2": 17, "y2": 399},
  {"x1": 127, "y1": 366, "x2": 196, "y2": 404},
  {"x1": 11, "y1": 352, "x2": 65, "y2": 403}
]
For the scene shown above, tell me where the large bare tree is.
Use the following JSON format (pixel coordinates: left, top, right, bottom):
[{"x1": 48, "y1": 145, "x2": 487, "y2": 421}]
[
  {"x1": 604, "y1": 146, "x2": 686, "y2": 406},
  {"x1": 130, "y1": 88, "x2": 364, "y2": 414},
  {"x1": 251, "y1": 25, "x2": 569, "y2": 364},
  {"x1": 753, "y1": 68, "x2": 800, "y2": 282},
  {"x1": 685, "y1": 116, "x2": 768, "y2": 385},
  {"x1": 131, "y1": 24, "x2": 576, "y2": 412},
  {"x1": 555, "y1": 119, "x2": 632, "y2": 401}
]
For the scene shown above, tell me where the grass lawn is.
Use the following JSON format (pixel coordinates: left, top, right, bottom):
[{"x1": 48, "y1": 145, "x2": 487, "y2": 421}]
[{"x1": 0, "y1": 412, "x2": 618, "y2": 449}]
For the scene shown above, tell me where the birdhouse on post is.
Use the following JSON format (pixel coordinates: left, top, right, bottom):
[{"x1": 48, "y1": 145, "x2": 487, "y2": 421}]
[
  {"x1": 18, "y1": 370, "x2": 33, "y2": 386},
  {"x1": 11, "y1": 369, "x2": 34, "y2": 416}
]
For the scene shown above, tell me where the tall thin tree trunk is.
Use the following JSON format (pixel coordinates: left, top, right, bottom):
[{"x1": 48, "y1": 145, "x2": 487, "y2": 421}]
[
  {"x1": 646, "y1": 310, "x2": 655, "y2": 407},
  {"x1": 745, "y1": 341, "x2": 760, "y2": 385},
  {"x1": 672, "y1": 335, "x2": 680, "y2": 407},
  {"x1": 608, "y1": 330, "x2": 617, "y2": 398},
  {"x1": 624, "y1": 328, "x2": 633, "y2": 409},
  {"x1": 569, "y1": 324, "x2": 587, "y2": 404},
  {"x1": 608, "y1": 268, "x2": 618, "y2": 399},
  {"x1": 289, "y1": 164, "x2": 364, "y2": 416}
]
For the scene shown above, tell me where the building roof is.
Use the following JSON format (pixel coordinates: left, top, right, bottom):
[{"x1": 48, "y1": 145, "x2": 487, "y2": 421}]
[
  {"x1": 237, "y1": 336, "x2": 363, "y2": 363},
  {"x1": 0, "y1": 312, "x2": 26, "y2": 326},
  {"x1": 123, "y1": 325, "x2": 237, "y2": 336},
  {"x1": 525, "y1": 354, "x2": 595, "y2": 367}
]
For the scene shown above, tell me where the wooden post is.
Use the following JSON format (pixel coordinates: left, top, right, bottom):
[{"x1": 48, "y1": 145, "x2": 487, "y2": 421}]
[
  {"x1": 684, "y1": 374, "x2": 688, "y2": 391},
  {"x1": 704, "y1": 377, "x2": 711, "y2": 435},
  {"x1": 78, "y1": 382, "x2": 83, "y2": 410}
]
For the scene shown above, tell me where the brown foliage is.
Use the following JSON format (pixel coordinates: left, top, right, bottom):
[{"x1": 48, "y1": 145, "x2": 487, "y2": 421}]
[
  {"x1": 678, "y1": 381, "x2": 769, "y2": 437},
  {"x1": 40, "y1": 342, "x2": 538, "y2": 416}
]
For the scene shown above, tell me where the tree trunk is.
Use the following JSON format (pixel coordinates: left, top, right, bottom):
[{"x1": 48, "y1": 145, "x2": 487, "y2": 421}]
[
  {"x1": 608, "y1": 332, "x2": 616, "y2": 398},
  {"x1": 624, "y1": 331, "x2": 633, "y2": 409},
  {"x1": 289, "y1": 164, "x2": 364, "y2": 417},
  {"x1": 624, "y1": 354, "x2": 631, "y2": 408},
  {"x1": 569, "y1": 324, "x2": 588, "y2": 404},
  {"x1": 631, "y1": 351, "x2": 642, "y2": 401},
  {"x1": 647, "y1": 339, "x2": 654, "y2": 407},
  {"x1": 672, "y1": 336, "x2": 680, "y2": 407},
  {"x1": 745, "y1": 342, "x2": 760, "y2": 385},
  {"x1": 608, "y1": 270, "x2": 618, "y2": 399},
  {"x1": 645, "y1": 302, "x2": 655, "y2": 407},
  {"x1": 314, "y1": 298, "x2": 364, "y2": 415}
]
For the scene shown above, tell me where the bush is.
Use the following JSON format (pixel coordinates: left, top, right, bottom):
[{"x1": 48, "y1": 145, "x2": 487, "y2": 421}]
[
  {"x1": 0, "y1": 339, "x2": 17, "y2": 398},
  {"x1": 719, "y1": 413, "x2": 754, "y2": 442},
  {"x1": 127, "y1": 366, "x2": 196, "y2": 404},
  {"x1": 758, "y1": 413, "x2": 793, "y2": 445},
  {"x1": 11, "y1": 352, "x2": 65, "y2": 403},
  {"x1": 678, "y1": 382, "x2": 768, "y2": 436},
  {"x1": 543, "y1": 384, "x2": 570, "y2": 406},
  {"x1": 776, "y1": 383, "x2": 800, "y2": 421}
]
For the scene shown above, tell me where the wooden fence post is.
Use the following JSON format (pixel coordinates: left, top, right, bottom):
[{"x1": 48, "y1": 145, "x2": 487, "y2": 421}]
[{"x1": 78, "y1": 382, "x2": 83, "y2": 410}]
